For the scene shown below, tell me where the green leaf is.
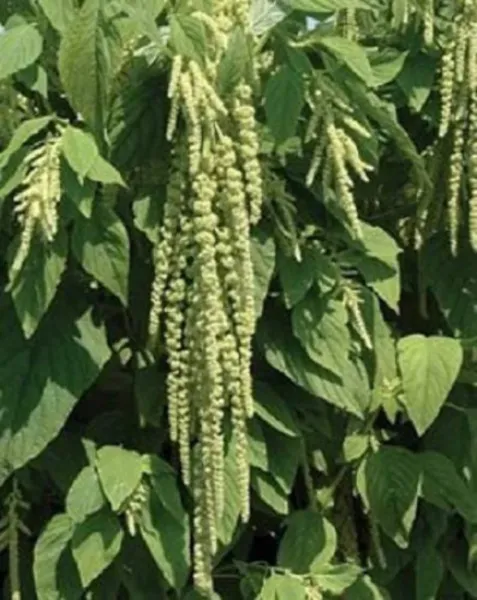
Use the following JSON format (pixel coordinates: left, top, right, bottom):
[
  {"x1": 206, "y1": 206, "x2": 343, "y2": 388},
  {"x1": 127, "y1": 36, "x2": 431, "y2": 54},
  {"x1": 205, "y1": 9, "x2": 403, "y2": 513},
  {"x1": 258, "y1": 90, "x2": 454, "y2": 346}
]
[
  {"x1": 292, "y1": 293, "x2": 350, "y2": 378},
  {"x1": 254, "y1": 381, "x2": 300, "y2": 437},
  {"x1": 397, "y1": 53, "x2": 436, "y2": 112},
  {"x1": 265, "y1": 65, "x2": 304, "y2": 144},
  {"x1": 169, "y1": 14, "x2": 206, "y2": 64},
  {"x1": 259, "y1": 573, "x2": 306, "y2": 600},
  {"x1": 34, "y1": 513, "x2": 82, "y2": 600},
  {"x1": 314, "y1": 564, "x2": 362, "y2": 594},
  {"x1": 351, "y1": 222, "x2": 402, "y2": 312},
  {"x1": 218, "y1": 437, "x2": 243, "y2": 545},
  {"x1": 109, "y1": 75, "x2": 167, "y2": 171},
  {"x1": 251, "y1": 470, "x2": 289, "y2": 514},
  {"x1": 0, "y1": 294, "x2": 111, "y2": 486},
  {"x1": 0, "y1": 24, "x2": 43, "y2": 81},
  {"x1": 66, "y1": 465, "x2": 107, "y2": 523},
  {"x1": 145, "y1": 456, "x2": 184, "y2": 524},
  {"x1": 278, "y1": 510, "x2": 337, "y2": 573},
  {"x1": 251, "y1": 228, "x2": 276, "y2": 318},
  {"x1": 134, "y1": 364, "x2": 166, "y2": 428},
  {"x1": 360, "y1": 291, "x2": 398, "y2": 394},
  {"x1": 59, "y1": 0, "x2": 110, "y2": 134},
  {"x1": 421, "y1": 234, "x2": 477, "y2": 337},
  {"x1": 262, "y1": 429, "x2": 301, "y2": 493},
  {"x1": 61, "y1": 126, "x2": 99, "y2": 183},
  {"x1": 120, "y1": 536, "x2": 169, "y2": 600},
  {"x1": 319, "y1": 37, "x2": 374, "y2": 85},
  {"x1": 248, "y1": 419, "x2": 269, "y2": 471},
  {"x1": 416, "y1": 544, "x2": 443, "y2": 600},
  {"x1": 0, "y1": 116, "x2": 52, "y2": 170},
  {"x1": 133, "y1": 194, "x2": 163, "y2": 245},
  {"x1": 368, "y1": 48, "x2": 409, "y2": 87},
  {"x1": 16, "y1": 63, "x2": 48, "y2": 98},
  {"x1": 345, "y1": 575, "x2": 387, "y2": 599},
  {"x1": 72, "y1": 204, "x2": 130, "y2": 305},
  {"x1": 258, "y1": 312, "x2": 366, "y2": 417},
  {"x1": 447, "y1": 543, "x2": 477, "y2": 598},
  {"x1": 397, "y1": 335, "x2": 463, "y2": 435},
  {"x1": 277, "y1": 250, "x2": 316, "y2": 309},
  {"x1": 139, "y1": 481, "x2": 190, "y2": 589},
  {"x1": 96, "y1": 445, "x2": 143, "y2": 512},
  {"x1": 86, "y1": 155, "x2": 126, "y2": 187},
  {"x1": 359, "y1": 447, "x2": 420, "y2": 548},
  {"x1": 8, "y1": 230, "x2": 67, "y2": 339},
  {"x1": 61, "y1": 125, "x2": 124, "y2": 186},
  {"x1": 62, "y1": 160, "x2": 96, "y2": 219},
  {"x1": 0, "y1": 148, "x2": 28, "y2": 204},
  {"x1": 250, "y1": 0, "x2": 290, "y2": 36},
  {"x1": 71, "y1": 510, "x2": 123, "y2": 589},
  {"x1": 37, "y1": 0, "x2": 75, "y2": 33},
  {"x1": 218, "y1": 27, "x2": 250, "y2": 95},
  {"x1": 419, "y1": 451, "x2": 477, "y2": 523}
]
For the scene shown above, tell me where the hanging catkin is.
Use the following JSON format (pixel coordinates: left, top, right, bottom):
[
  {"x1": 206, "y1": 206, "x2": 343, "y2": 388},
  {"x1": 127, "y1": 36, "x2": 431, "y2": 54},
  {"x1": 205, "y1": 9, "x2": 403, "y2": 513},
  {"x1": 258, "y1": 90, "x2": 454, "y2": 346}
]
[
  {"x1": 149, "y1": 1, "x2": 262, "y2": 593},
  {"x1": 436, "y1": 0, "x2": 477, "y2": 253}
]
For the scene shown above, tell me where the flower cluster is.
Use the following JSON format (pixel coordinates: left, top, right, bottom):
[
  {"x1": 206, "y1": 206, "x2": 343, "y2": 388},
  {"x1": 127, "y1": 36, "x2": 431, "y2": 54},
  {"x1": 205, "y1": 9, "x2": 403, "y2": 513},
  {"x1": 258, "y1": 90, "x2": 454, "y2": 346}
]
[
  {"x1": 336, "y1": 8, "x2": 358, "y2": 41},
  {"x1": 149, "y1": 0, "x2": 263, "y2": 592},
  {"x1": 123, "y1": 482, "x2": 148, "y2": 537},
  {"x1": 343, "y1": 284, "x2": 373, "y2": 351},
  {"x1": 305, "y1": 86, "x2": 373, "y2": 240},
  {"x1": 437, "y1": 0, "x2": 477, "y2": 253},
  {"x1": 11, "y1": 135, "x2": 61, "y2": 275}
]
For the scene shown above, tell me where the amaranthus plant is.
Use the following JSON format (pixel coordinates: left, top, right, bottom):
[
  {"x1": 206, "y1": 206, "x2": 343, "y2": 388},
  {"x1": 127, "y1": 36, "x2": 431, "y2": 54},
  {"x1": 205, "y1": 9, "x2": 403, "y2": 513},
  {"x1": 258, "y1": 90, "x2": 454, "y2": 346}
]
[{"x1": 0, "y1": 1, "x2": 476, "y2": 599}]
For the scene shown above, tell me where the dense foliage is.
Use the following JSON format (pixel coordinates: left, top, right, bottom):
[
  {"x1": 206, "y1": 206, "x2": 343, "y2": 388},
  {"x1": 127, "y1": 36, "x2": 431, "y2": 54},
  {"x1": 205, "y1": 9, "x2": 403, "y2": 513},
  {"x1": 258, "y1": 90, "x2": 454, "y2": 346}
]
[{"x1": 1, "y1": 0, "x2": 477, "y2": 598}]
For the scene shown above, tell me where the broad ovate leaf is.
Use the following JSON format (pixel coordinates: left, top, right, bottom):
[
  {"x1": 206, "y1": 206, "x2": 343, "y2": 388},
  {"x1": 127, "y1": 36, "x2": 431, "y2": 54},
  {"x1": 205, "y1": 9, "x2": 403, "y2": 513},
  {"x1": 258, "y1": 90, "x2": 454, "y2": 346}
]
[
  {"x1": 416, "y1": 544, "x2": 444, "y2": 600},
  {"x1": 259, "y1": 573, "x2": 306, "y2": 600},
  {"x1": 0, "y1": 293, "x2": 111, "y2": 486},
  {"x1": 319, "y1": 37, "x2": 374, "y2": 85},
  {"x1": 251, "y1": 228, "x2": 276, "y2": 318},
  {"x1": 138, "y1": 480, "x2": 190, "y2": 589},
  {"x1": 38, "y1": 0, "x2": 76, "y2": 32},
  {"x1": 358, "y1": 446, "x2": 420, "y2": 548},
  {"x1": 277, "y1": 510, "x2": 337, "y2": 573},
  {"x1": 313, "y1": 564, "x2": 362, "y2": 595},
  {"x1": 0, "y1": 24, "x2": 43, "y2": 81},
  {"x1": 265, "y1": 65, "x2": 304, "y2": 144},
  {"x1": 254, "y1": 381, "x2": 300, "y2": 437},
  {"x1": 71, "y1": 510, "x2": 123, "y2": 588},
  {"x1": 96, "y1": 445, "x2": 143, "y2": 511},
  {"x1": 72, "y1": 204, "x2": 130, "y2": 305},
  {"x1": 397, "y1": 335, "x2": 462, "y2": 435},
  {"x1": 277, "y1": 250, "x2": 317, "y2": 309},
  {"x1": 61, "y1": 126, "x2": 99, "y2": 183},
  {"x1": 258, "y1": 311, "x2": 366, "y2": 417},
  {"x1": 421, "y1": 234, "x2": 477, "y2": 337},
  {"x1": 66, "y1": 465, "x2": 106, "y2": 524},
  {"x1": 351, "y1": 222, "x2": 402, "y2": 312},
  {"x1": 292, "y1": 293, "x2": 350, "y2": 378},
  {"x1": 8, "y1": 230, "x2": 67, "y2": 339},
  {"x1": 419, "y1": 451, "x2": 477, "y2": 523},
  {"x1": 0, "y1": 117, "x2": 52, "y2": 170},
  {"x1": 251, "y1": 0, "x2": 290, "y2": 36},
  {"x1": 59, "y1": 0, "x2": 110, "y2": 133},
  {"x1": 217, "y1": 437, "x2": 243, "y2": 545},
  {"x1": 33, "y1": 513, "x2": 82, "y2": 600}
]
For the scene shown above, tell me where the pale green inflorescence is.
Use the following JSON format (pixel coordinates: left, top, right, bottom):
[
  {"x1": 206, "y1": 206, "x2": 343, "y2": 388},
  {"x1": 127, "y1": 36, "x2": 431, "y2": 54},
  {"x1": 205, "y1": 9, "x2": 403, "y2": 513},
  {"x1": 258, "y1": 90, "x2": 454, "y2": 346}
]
[
  {"x1": 149, "y1": 0, "x2": 262, "y2": 592},
  {"x1": 437, "y1": 0, "x2": 477, "y2": 253},
  {"x1": 11, "y1": 135, "x2": 62, "y2": 275},
  {"x1": 305, "y1": 86, "x2": 373, "y2": 240}
]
